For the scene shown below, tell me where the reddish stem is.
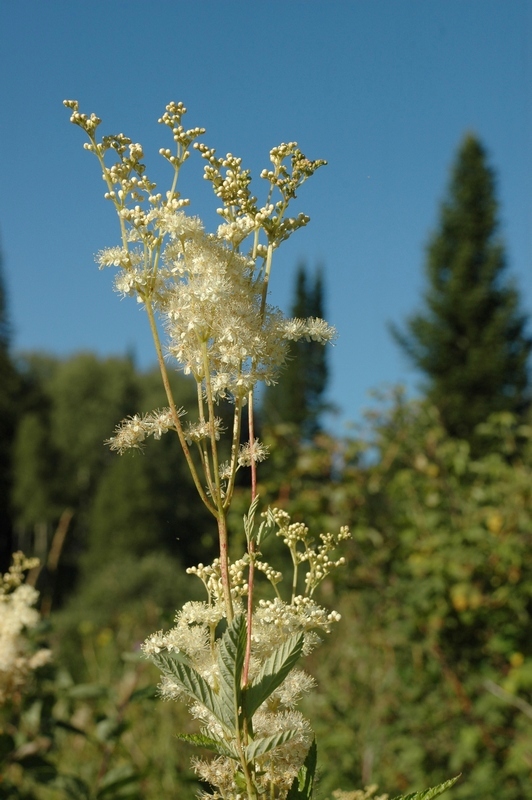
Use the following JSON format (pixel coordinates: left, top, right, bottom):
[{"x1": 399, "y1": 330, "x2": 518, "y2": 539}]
[
  {"x1": 218, "y1": 512, "x2": 234, "y2": 623},
  {"x1": 243, "y1": 391, "x2": 257, "y2": 686}
]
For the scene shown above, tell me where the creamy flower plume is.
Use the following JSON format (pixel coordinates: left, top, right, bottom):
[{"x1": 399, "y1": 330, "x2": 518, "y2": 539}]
[
  {"x1": 66, "y1": 99, "x2": 346, "y2": 800},
  {"x1": 0, "y1": 554, "x2": 51, "y2": 704},
  {"x1": 106, "y1": 408, "x2": 183, "y2": 453}
]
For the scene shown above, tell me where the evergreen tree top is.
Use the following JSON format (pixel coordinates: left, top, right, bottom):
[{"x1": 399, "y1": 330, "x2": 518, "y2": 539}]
[{"x1": 392, "y1": 133, "x2": 531, "y2": 448}]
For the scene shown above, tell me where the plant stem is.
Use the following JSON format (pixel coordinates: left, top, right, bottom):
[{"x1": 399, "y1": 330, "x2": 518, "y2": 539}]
[
  {"x1": 145, "y1": 302, "x2": 215, "y2": 514},
  {"x1": 243, "y1": 391, "x2": 257, "y2": 687},
  {"x1": 217, "y1": 511, "x2": 234, "y2": 623}
]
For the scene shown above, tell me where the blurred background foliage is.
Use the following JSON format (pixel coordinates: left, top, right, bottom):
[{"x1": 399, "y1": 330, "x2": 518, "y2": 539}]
[{"x1": 1, "y1": 134, "x2": 532, "y2": 799}]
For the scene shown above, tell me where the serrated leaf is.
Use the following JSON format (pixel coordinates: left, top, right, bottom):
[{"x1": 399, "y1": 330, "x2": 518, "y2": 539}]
[
  {"x1": 177, "y1": 732, "x2": 238, "y2": 760},
  {"x1": 153, "y1": 653, "x2": 225, "y2": 729},
  {"x1": 217, "y1": 614, "x2": 246, "y2": 730},
  {"x1": 245, "y1": 728, "x2": 297, "y2": 760},
  {"x1": 244, "y1": 495, "x2": 261, "y2": 543},
  {"x1": 286, "y1": 739, "x2": 317, "y2": 800},
  {"x1": 243, "y1": 632, "x2": 304, "y2": 718},
  {"x1": 257, "y1": 506, "x2": 276, "y2": 547},
  {"x1": 391, "y1": 775, "x2": 461, "y2": 800}
]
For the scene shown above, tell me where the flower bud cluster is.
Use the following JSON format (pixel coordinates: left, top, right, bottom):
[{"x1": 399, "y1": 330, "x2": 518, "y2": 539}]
[
  {"x1": 186, "y1": 557, "x2": 249, "y2": 606},
  {"x1": 270, "y1": 508, "x2": 352, "y2": 596},
  {"x1": 158, "y1": 101, "x2": 206, "y2": 151},
  {"x1": 255, "y1": 561, "x2": 283, "y2": 586},
  {"x1": 63, "y1": 99, "x2": 101, "y2": 136}
]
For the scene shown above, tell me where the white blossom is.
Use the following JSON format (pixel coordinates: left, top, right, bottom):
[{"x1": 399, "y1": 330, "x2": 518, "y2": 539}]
[{"x1": 0, "y1": 555, "x2": 51, "y2": 704}]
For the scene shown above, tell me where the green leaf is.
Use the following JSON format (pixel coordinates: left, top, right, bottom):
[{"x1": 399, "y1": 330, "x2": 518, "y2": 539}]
[
  {"x1": 96, "y1": 764, "x2": 139, "y2": 798},
  {"x1": 244, "y1": 495, "x2": 261, "y2": 544},
  {"x1": 177, "y1": 732, "x2": 238, "y2": 760},
  {"x1": 17, "y1": 754, "x2": 57, "y2": 784},
  {"x1": 51, "y1": 775, "x2": 91, "y2": 800},
  {"x1": 391, "y1": 775, "x2": 461, "y2": 800},
  {"x1": 245, "y1": 728, "x2": 297, "y2": 760},
  {"x1": 286, "y1": 738, "x2": 317, "y2": 800},
  {"x1": 244, "y1": 632, "x2": 304, "y2": 718},
  {"x1": 66, "y1": 683, "x2": 108, "y2": 700},
  {"x1": 95, "y1": 718, "x2": 127, "y2": 743},
  {"x1": 152, "y1": 653, "x2": 225, "y2": 728},
  {"x1": 0, "y1": 732, "x2": 15, "y2": 763},
  {"x1": 129, "y1": 684, "x2": 158, "y2": 702},
  {"x1": 217, "y1": 614, "x2": 246, "y2": 730},
  {"x1": 53, "y1": 719, "x2": 88, "y2": 737}
]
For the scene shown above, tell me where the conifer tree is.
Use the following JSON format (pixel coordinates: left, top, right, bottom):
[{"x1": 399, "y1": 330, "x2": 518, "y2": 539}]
[
  {"x1": 0, "y1": 236, "x2": 20, "y2": 570},
  {"x1": 262, "y1": 264, "x2": 329, "y2": 439},
  {"x1": 393, "y1": 134, "x2": 531, "y2": 444}
]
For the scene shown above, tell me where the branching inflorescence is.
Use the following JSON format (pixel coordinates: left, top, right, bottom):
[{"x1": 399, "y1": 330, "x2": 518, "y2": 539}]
[
  {"x1": 0, "y1": 554, "x2": 51, "y2": 705},
  {"x1": 65, "y1": 99, "x2": 349, "y2": 800}
]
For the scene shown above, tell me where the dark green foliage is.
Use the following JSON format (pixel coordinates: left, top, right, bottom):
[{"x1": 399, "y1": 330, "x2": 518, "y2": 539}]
[
  {"x1": 0, "y1": 619, "x2": 198, "y2": 800},
  {"x1": 286, "y1": 738, "x2": 317, "y2": 800},
  {"x1": 0, "y1": 237, "x2": 22, "y2": 571},
  {"x1": 10, "y1": 353, "x2": 215, "y2": 611},
  {"x1": 262, "y1": 265, "x2": 329, "y2": 440},
  {"x1": 393, "y1": 135, "x2": 531, "y2": 448},
  {"x1": 307, "y1": 395, "x2": 532, "y2": 799}
]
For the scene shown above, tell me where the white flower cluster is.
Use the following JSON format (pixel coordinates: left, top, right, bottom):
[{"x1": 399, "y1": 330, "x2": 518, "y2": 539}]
[
  {"x1": 163, "y1": 237, "x2": 290, "y2": 398},
  {"x1": 185, "y1": 417, "x2": 225, "y2": 445},
  {"x1": 106, "y1": 408, "x2": 183, "y2": 453},
  {"x1": 270, "y1": 508, "x2": 352, "y2": 596},
  {"x1": 253, "y1": 595, "x2": 341, "y2": 655},
  {"x1": 237, "y1": 439, "x2": 269, "y2": 467},
  {"x1": 0, "y1": 554, "x2": 51, "y2": 704},
  {"x1": 193, "y1": 707, "x2": 313, "y2": 799},
  {"x1": 141, "y1": 587, "x2": 334, "y2": 797}
]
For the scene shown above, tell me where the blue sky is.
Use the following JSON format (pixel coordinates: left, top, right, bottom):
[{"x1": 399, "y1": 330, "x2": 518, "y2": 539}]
[{"x1": 1, "y1": 1, "x2": 530, "y2": 430}]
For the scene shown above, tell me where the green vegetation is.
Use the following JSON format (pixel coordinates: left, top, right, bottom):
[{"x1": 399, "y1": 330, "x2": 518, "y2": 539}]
[
  {"x1": 2, "y1": 133, "x2": 531, "y2": 799},
  {"x1": 6, "y1": 354, "x2": 532, "y2": 798},
  {"x1": 307, "y1": 398, "x2": 532, "y2": 799}
]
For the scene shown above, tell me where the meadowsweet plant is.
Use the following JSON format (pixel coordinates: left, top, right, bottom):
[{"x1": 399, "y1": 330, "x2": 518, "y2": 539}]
[
  {"x1": 64, "y1": 101, "x2": 458, "y2": 800},
  {"x1": 64, "y1": 98, "x2": 347, "y2": 799},
  {"x1": 0, "y1": 553, "x2": 51, "y2": 705}
]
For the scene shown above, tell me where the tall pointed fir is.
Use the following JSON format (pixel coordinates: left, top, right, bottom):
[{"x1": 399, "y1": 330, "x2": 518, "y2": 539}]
[
  {"x1": 0, "y1": 235, "x2": 20, "y2": 570},
  {"x1": 393, "y1": 134, "x2": 531, "y2": 446},
  {"x1": 262, "y1": 264, "x2": 329, "y2": 440}
]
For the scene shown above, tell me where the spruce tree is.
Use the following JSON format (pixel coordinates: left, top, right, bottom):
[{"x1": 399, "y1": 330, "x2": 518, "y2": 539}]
[
  {"x1": 0, "y1": 236, "x2": 20, "y2": 570},
  {"x1": 393, "y1": 134, "x2": 531, "y2": 444},
  {"x1": 262, "y1": 264, "x2": 329, "y2": 439}
]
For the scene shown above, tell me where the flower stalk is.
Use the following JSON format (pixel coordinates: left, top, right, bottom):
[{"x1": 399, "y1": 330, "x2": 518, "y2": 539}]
[{"x1": 65, "y1": 98, "x2": 347, "y2": 800}]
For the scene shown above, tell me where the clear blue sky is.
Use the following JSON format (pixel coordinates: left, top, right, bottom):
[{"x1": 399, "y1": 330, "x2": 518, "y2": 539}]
[{"x1": 1, "y1": 1, "x2": 531, "y2": 430}]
